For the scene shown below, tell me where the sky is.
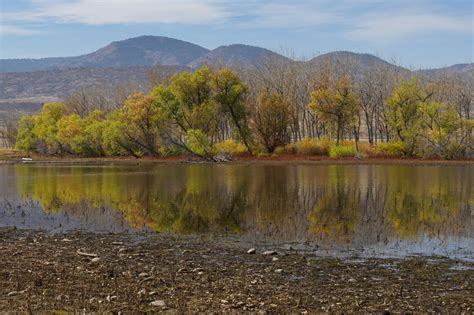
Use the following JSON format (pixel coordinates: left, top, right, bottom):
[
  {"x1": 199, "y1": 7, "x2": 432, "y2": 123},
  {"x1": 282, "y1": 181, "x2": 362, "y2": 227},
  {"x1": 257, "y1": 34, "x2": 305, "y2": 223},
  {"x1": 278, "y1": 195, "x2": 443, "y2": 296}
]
[{"x1": 0, "y1": 0, "x2": 472, "y2": 69}]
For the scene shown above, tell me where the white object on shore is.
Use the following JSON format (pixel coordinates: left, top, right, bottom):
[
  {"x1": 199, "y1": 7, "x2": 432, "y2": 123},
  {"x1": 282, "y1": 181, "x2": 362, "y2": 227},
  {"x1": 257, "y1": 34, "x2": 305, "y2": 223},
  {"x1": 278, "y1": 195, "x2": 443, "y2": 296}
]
[{"x1": 21, "y1": 158, "x2": 33, "y2": 161}]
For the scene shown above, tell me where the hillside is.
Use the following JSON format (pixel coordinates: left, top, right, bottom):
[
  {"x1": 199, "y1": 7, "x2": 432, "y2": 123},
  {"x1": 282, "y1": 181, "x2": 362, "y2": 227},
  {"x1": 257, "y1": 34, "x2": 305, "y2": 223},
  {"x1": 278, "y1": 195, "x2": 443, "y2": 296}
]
[
  {"x1": 188, "y1": 44, "x2": 291, "y2": 68},
  {"x1": 1, "y1": 35, "x2": 471, "y2": 113},
  {"x1": 0, "y1": 36, "x2": 209, "y2": 72},
  {"x1": 308, "y1": 51, "x2": 409, "y2": 75}
]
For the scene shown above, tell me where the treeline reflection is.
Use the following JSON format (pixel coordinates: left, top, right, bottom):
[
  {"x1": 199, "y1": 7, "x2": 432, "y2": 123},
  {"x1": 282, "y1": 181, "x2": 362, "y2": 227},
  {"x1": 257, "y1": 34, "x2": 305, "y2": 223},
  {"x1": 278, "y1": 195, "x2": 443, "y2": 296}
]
[{"x1": 15, "y1": 164, "x2": 472, "y2": 244}]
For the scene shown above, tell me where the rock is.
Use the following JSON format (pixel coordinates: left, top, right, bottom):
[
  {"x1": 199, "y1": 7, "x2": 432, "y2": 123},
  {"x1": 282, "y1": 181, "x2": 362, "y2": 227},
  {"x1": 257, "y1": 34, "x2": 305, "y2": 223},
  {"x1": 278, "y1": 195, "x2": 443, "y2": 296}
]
[
  {"x1": 76, "y1": 250, "x2": 98, "y2": 258},
  {"x1": 247, "y1": 248, "x2": 256, "y2": 254},
  {"x1": 138, "y1": 289, "x2": 146, "y2": 295},
  {"x1": 7, "y1": 291, "x2": 21, "y2": 297},
  {"x1": 61, "y1": 238, "x2": 72, "y2": 243},
  {"x1": 150, "y1": 300, "x2": 166, "y2": 307},
  {"x1": 90, "y1": 257, "x2": 101, "y2": 263},
  {"x1": 177, "y1": 268, "x2": 187, "y2": 273},
  {"x1": 274, "y1": 269, "x2": 283, "y2": 273},
  {"x1": 138, "y1": 272, "x2": 149, "y2": 278},
  {"x1": 272, "y1": 257, "x2": 279, "y2": 262},
  {"x1": 233, "y1": 301, "x2": 245, "y2": 308},
  {"x1": 262, "y1": 250, "x2": 277, "y2": 256}
]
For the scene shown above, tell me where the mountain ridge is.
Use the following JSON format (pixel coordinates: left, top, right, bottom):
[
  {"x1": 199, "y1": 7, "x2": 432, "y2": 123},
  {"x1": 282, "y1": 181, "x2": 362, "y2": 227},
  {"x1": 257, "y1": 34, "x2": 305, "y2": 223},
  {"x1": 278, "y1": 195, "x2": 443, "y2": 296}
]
[{"x1": 1, "y1": 35, "x2": 471, "y2": 73}]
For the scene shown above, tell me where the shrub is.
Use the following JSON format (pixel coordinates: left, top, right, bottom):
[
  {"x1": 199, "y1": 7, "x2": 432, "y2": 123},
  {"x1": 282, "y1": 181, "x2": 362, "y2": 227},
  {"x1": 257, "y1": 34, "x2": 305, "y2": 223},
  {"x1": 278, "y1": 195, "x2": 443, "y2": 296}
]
[
  {"x1": 276, "y1": 138, "x2": 330, "y2": 156},
  {"x1": 358, "y1": 142, "x2": 377, "y2": 157},
  {"x1": 159, "y1": 146, "x2": 183, "y2": 157},
  {"x1": 186, "y1": 129, "x2": 214, "y2": 157},
  {"x1": 295, "y1": 138, "x2": 330, "y2": 155},
  {"x1": 376, "y1": 141, "x2": 408, "y2": 157},
  {"x1": 329, "y1": 145, "x2": 355, "y2": 158},
  {"x1": 215, "y1": 139, "x2": 247, "y2": 156}
]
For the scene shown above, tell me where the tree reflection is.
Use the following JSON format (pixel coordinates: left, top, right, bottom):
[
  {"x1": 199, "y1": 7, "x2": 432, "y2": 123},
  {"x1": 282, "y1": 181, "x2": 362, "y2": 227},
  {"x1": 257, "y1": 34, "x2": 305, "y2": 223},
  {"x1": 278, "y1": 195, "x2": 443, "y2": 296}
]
[{"x1": 13, "y1": 164, "x2": 469, "y2": 243}]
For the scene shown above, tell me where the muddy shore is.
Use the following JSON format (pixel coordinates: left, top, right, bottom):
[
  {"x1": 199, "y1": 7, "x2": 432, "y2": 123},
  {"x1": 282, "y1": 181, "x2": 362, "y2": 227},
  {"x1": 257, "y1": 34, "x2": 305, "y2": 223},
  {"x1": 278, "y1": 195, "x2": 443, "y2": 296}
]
[{"x1": 0, "y1": 229, "x2": 472, "y2": 313}]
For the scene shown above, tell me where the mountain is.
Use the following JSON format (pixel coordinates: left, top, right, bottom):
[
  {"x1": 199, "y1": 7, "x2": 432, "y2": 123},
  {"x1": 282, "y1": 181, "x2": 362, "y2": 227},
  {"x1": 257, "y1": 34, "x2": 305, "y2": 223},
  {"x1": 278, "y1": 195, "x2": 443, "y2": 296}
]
[
  {"x1": 308, "y1": 51, "x2": 409, "y2": 75},
  {"x1": 417, "y1": 63, "x2": 474, "y2": 77},
  {"x1": 188, "y1": 44, "x2": 291, "y2": 68},
  {"x1": 0, "y1": 36, "x2": 209, "y2": 72},
  {"x1": 1, "y1": 35, "x2": 472, "y2": 114}
]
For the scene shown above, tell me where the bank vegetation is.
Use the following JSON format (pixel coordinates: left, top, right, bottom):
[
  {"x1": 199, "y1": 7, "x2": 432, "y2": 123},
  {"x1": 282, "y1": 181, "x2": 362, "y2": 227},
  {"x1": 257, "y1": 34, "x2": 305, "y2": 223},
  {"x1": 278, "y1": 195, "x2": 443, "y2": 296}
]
[{"x1": 12, "y1": 59, "x2": 473, "y2": 160}]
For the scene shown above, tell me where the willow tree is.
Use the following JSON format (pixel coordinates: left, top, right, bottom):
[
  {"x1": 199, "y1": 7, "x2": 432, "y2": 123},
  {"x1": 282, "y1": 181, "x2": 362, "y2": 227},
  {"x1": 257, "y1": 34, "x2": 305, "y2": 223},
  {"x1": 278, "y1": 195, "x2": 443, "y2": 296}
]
[
  {"x1": 386, "y1": 78, "x2": 433, "y2": 156},
  {"x1": 252, "y1": 91, "x2": 292, "y2": 153},
  {"x1": 212, "y1": 68, "x2": 253, "y2": 154},
  {"x1": 152, "y1": 67, "x2": 219, "y2": 157},
  {"x1": 309, "y1": 76, "x2": 360, "y2": 145}
]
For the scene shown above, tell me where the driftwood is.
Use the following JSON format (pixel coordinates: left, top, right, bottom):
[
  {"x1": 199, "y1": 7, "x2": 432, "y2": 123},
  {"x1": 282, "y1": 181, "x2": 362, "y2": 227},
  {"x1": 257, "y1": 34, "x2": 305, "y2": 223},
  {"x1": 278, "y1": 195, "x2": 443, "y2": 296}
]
[{"x1": 76, "y1": 249, "x2": 98, "y2": 258}]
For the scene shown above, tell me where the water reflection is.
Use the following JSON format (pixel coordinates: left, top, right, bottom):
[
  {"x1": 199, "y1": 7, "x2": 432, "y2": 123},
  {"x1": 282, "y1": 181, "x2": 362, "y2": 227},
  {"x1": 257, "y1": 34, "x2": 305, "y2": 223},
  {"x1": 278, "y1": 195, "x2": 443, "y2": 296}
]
[{"x1": 0, "y1": 163, "x2": 472, "y2": 258}]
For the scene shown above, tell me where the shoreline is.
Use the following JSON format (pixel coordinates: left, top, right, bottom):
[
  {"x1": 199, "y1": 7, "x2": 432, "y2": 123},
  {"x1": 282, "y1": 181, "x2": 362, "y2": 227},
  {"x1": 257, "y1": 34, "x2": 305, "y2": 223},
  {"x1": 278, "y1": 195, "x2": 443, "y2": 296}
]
[
  {"x1": 1, "y1": 151, "x2": 473, "y2": 166},
  {"x1": 0, "y1": 229, "x2": 473, "y2": 312}
]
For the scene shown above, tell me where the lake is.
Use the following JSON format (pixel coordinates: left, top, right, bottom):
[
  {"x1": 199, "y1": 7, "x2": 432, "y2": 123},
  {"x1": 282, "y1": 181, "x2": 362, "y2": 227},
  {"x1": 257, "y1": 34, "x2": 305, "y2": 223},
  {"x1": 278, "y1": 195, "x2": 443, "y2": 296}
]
[{"x1": 1, "y1": 162, "x2": 472, "y2": 259}]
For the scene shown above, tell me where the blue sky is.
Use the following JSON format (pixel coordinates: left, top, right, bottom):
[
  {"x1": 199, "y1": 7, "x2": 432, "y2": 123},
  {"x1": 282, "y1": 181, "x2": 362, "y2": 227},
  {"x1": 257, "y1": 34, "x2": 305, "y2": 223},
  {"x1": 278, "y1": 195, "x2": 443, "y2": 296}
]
[{"x1": 0, "y1": 0, "x2": 472, "y2": 68}]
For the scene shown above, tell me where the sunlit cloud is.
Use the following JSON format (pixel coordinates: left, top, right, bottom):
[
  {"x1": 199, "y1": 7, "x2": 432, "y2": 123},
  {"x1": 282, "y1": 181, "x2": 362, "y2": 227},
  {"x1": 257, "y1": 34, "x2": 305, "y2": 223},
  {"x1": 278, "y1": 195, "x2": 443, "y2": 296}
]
[
  {"x1": 2, "y1": 0, "x2": 232, "y2": 25},
  {"x1": 0, "y1": 25, "x2": 42, "y2": 36},
  {"x1": 346, "y1": 13, "x2": 472, "y2": 42}
]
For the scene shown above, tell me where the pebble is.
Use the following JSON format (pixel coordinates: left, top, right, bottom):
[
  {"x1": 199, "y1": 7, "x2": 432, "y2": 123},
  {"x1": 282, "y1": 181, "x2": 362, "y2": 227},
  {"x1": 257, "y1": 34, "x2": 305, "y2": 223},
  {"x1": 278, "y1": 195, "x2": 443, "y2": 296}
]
[
  {"x1": 150, "y1": 300, "x2": 166, "y2": 307},
  {"x1": 274, "y1": 269, "x2": 283, "y2": 273},
  {"x1": 7, "y1": 291, "x2": 22, "y2": 297},
  {"x1": 90, "y1": 257, "x2": 100, "y2": 263},
  {"x1": 247, "y1": 248, "x2": 256, "y2": 254},
  {"x1": 138, "y1": 272, "x2": 149, "y2": 278},
  {"x1": 263, "y1": 250, "x2": 277, "y2": 256},
  {"x1": 272, "y1": 257, "x2": 279, "y2": 262}
]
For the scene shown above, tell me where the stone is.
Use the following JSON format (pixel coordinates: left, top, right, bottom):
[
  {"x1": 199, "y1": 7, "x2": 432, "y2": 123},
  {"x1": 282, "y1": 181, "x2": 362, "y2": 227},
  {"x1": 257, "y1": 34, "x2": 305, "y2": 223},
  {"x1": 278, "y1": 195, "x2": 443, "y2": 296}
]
[
  {"x1": 247, "y1": 248, "x2": 256, "y2": 254},
  {"x1": 150, "y1": 300, "x2": 166, "y2": 307},
  {"x1": 262, "y1": 250, "x2": 277, "y2": 256}
]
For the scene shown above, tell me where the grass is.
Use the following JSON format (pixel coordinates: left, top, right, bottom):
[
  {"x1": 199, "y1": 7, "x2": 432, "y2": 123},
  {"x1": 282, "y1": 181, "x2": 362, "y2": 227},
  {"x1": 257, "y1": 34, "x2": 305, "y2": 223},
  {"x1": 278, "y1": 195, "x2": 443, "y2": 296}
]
[{"x1": 329, "y1": 145, "x2": 356, "y2": 158}]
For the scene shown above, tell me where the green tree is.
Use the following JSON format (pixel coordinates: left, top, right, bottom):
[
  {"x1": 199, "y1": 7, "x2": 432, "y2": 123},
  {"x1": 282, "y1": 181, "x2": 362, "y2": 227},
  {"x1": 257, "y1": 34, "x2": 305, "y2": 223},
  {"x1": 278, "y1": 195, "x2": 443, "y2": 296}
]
[
  {"x1": 419, "y1": 101, "x2": 468, "y2": 158},
  {"x1": 309, "y1": 76, "x2": 360, "y2": 145},
  {"x1": 116, "y1": 92, "x2": 164, "y2": 156},
  {"x1": 152, "y1": 67, "x2": 219, "y2": 157},
  {"x1": 252, "y1": 91, "x2": 292, "y2": 153},
  {"x1": 386, "y1": 78, "x2": 433, "y2": 156},
  {"x1": 212, "y1": 68, "x2": 253, "y2": 154}
]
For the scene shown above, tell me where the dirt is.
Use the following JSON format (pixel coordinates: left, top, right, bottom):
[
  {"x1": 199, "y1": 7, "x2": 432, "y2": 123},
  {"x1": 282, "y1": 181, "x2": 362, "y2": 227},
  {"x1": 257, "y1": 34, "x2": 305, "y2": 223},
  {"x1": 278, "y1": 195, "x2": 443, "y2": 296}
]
[
  {"x1": 1, "y1": 229, "x2": 472, "y2": 313},
  {"x1": 1, "y1": 149, "x2": 473, "y2": 165}
]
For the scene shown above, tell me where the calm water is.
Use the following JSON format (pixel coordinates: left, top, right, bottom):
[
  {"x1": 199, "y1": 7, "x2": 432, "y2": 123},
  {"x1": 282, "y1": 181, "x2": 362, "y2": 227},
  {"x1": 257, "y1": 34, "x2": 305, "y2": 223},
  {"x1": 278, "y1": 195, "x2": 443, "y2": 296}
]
[{"x1": 1, "y1": 162, "x2": 473, "y2": 259}]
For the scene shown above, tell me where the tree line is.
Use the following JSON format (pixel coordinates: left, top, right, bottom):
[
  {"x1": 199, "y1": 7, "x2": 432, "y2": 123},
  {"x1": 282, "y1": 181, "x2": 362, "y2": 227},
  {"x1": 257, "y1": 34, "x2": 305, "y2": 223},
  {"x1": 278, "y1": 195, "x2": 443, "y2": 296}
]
[{"x1": 14, "y1": 59, "x2": 473, "y2": 159}]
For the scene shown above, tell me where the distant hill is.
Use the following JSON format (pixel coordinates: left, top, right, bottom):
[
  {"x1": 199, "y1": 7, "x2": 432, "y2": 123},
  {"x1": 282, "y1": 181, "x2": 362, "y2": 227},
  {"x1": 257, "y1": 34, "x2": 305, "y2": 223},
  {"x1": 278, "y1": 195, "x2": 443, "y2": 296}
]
[
  {"x1": 416, "y1": 63, "x2": 474, "y2": 77},
  {"x1": 0, "y1": 35, "x2": 472, "y2": 112},
  {"x1": 308, "y1": 51, "x2": 409, "y2": 75},
  {"x1": 0, "y1": 36, "x2": 209, "y2": 72},
  {"x1": 188, "y1": 44, "x2": 291, "y2": 68},
  {"x1": 0, "y1": 65, "x2": 187, "y2": 100}
]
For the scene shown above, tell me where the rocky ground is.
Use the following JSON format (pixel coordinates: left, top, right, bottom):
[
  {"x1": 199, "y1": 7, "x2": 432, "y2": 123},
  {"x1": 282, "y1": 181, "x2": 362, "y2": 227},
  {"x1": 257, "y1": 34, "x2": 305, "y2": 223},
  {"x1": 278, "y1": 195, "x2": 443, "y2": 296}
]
[{"x1": 0, "y1": 229, "x2": 473, "y2": 313}]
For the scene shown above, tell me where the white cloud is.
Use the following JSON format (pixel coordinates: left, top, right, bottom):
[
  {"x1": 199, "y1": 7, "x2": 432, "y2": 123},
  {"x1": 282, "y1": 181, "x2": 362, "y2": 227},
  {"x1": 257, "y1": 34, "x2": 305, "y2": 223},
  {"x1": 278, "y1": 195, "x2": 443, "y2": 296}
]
[
  {"x1": 3, "y1": 0, "x2": 231, "y2": 25},
  {"x1": 346, "y1": 13, "x2": 472, "y2": 42},
  {"x1": 0, "y1": 25, "x2": 42, "y2": 35},
  {"x1": 246, "y1": 3, "x2": 336, "y2": 28}
]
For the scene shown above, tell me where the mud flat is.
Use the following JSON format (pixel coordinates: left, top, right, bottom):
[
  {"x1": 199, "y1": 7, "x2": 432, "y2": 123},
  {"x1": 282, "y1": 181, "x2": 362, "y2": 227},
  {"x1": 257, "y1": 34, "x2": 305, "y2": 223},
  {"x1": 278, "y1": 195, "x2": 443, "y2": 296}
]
[{"x1": 0, "y1": 229, "x2": 472, "y2": 313}]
